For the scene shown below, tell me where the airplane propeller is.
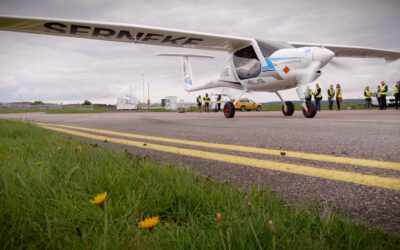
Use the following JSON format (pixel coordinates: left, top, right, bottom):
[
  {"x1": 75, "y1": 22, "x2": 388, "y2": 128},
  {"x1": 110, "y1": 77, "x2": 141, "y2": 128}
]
[
  {"x1": 297, "y1": 61, "x2": 321, "y2": 86},
  {"x1": 328, "y1": 58, "x2": 348, "y2": 70}
]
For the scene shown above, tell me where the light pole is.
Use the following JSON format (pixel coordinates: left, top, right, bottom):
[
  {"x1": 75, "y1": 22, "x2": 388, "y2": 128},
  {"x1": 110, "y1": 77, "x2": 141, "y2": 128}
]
[
  {"x1": 142, "y1": 74, "x2": 145, "y2": 105},
  {"x1": 147, "y1": 81, "x2": 150, "y2": 109}
]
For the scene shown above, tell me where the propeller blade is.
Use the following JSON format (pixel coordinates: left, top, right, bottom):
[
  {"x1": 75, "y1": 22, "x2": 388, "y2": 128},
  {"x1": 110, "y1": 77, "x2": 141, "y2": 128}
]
[
  {"x1": 329, "y1": 58, "x2": 348, "y2": 70},
  {"x1": 298, "y1": 61, "x2": 321, "y2": 86}
]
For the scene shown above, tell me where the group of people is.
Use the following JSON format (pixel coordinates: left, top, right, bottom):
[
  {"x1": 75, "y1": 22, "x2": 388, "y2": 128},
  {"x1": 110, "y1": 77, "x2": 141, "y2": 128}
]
[
  {"x1": 196, "y1": 81, "x2": 400, "y2": 113},
  {"x1": 307, "y1": 81, "x2": 400, "y2": 111},
  {"x1": 368, "y1": 81, "x2": 400, "y2": 110},
  {"x1": 305, "y1": 84, "x2": 343, "y2": 111},
  {"x1": 196, "y1": 93, "x2": 222, "y2": 112}
]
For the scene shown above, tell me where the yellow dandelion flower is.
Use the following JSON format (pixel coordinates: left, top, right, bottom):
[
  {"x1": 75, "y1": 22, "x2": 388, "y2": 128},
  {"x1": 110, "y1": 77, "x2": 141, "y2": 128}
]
[
  {"x1": 90, "y1": 192, "x2": 107, "y2": 207},
  {"x1": 138, "y1": 216, "x2": 160, "y2": 230},
  {"x1": 216, "y1": 212, "x2": 222, "y2": 221}
]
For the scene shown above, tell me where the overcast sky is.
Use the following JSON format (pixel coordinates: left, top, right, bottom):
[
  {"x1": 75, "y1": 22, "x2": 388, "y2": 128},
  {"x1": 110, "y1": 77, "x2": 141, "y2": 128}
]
[{"x1": 0, "y1": 0, "x2": 399, "y2": 104}]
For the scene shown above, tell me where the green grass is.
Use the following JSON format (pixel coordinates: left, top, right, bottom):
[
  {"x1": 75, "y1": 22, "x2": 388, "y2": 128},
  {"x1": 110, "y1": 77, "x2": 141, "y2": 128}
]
[
  {"x1": 0, "y1": 108, "x2": 109, "y2": 114},
  {"x1": 0, "y1": 120, "x2": 398, "y2": 249},
  {"x1": 0, "y1": 109, "x2": 44, "y2": 114}
]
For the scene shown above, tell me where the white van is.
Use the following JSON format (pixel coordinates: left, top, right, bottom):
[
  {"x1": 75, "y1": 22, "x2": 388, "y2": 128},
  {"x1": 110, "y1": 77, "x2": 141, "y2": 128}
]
[{"x1": 371, "y1": 91, "x2": 396, "y2": 107}]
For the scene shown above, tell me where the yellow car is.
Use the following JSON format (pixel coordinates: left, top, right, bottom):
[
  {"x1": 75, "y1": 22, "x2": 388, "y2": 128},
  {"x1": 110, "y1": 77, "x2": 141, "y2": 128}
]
[{"x1": 234, "y1": 98, "x2": 262, "y2": 111}]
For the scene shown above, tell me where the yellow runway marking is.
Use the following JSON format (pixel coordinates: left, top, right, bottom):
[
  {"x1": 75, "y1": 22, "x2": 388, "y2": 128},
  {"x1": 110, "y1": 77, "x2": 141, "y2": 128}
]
[
  {"x1": 37, "y1": 123, "x2": 400, "y2": 171},
  {"x1": 39, "y1": 125, "x2": 400, "y2": 191}
]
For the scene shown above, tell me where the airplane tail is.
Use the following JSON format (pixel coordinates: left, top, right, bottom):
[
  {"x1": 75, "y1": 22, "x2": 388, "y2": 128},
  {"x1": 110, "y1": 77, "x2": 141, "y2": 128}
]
[{"x1": 156, "y1": 53, "x2": 213, "y2": 91}]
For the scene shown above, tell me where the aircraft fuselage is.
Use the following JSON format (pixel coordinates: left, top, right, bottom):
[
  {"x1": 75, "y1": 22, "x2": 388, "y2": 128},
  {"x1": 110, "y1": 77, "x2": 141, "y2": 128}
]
[{"x1": 236, "y1": 47, "x2": 327, "y2": 92}]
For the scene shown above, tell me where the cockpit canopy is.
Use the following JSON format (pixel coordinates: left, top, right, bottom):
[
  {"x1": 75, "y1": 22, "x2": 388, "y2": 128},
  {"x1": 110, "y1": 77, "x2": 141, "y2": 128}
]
[
  {"x1": 233, "y1": 40, "x2": 293, "y2": 80},
  {"x1": 233, "y1": 45, "x2": 261, "y2": 80},
  {"x1": 256, "y1": 40, "x2": 293, "y2": 57}
]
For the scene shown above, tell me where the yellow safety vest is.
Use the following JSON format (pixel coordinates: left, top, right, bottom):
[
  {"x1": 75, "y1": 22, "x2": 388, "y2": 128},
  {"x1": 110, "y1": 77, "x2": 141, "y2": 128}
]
[
  {"x1": 217, "y1": 97, "x2": 222, "y2": 104},
  {"x1": 364, "y1": 89, "x2": 372, "y2": 99},
  {"x1": 336, "y1": 88, "x2": 342, "y2": 98},
  {"x1": 327, "y1": 88, "x2": 335, "y2": 98},
  {"x1": 380, "y1": 84, "x2": 388, "y2": 95},
  {"x1": 393, "y1": 85, "x2": 399, "y2": 94},
  {"x1": 314, "y1": 88, "x2": 322, "y2": 99},
  {"x1": 203, "y1": 97, "x2": 210, "y2": 103},
  {"x1": 197, "y1": 97, "x2": 202, "y2": 104}
]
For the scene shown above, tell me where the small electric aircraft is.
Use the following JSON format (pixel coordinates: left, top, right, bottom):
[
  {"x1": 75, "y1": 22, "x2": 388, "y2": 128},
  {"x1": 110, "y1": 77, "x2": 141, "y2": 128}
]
[{"x1": 1, "y1": 16, "x2": 399, "y2": 118}]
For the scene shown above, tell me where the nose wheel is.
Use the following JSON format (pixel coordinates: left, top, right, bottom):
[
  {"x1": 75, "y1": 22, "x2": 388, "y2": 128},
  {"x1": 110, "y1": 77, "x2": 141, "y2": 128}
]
[
  {"x1": 224, "y1": 102, "x2": 235, "y2": 118},
  {"x1": 282, "y1": 101, "x2": 295, "y2": 116},
  {"x1": 302, "y1": 101, "x2": 317, "y2": 118}
]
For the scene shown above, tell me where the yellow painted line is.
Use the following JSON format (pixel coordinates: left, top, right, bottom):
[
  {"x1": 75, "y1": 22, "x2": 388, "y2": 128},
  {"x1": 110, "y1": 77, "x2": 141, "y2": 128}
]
[
  {"x1": 39, "y1": 125, "x2": 400, "y2": 191},
  {"x1": 36, "y1": 122, "x2": 400, "y2": 171}
]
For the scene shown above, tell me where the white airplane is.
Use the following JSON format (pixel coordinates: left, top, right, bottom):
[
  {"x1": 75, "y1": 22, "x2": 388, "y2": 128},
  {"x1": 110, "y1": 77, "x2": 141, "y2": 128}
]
[{"x1": 1, "y1": 16, "x2": 399, "y2": 118}]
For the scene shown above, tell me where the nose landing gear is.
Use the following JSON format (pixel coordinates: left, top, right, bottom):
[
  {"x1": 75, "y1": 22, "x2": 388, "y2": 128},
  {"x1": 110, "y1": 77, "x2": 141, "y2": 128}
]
[
  {"x1": 302, "y1": 101, "x2": 317, "y2": 118},
  {"x1": 277, "y1": 90, "x2": 317, "y2": 118}
]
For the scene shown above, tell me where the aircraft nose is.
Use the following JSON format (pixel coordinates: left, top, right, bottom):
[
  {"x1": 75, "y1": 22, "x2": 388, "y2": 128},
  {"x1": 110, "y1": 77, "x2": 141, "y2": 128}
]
[{"x1": 313, "y1": 48, "x2": 334, "y2": 66}]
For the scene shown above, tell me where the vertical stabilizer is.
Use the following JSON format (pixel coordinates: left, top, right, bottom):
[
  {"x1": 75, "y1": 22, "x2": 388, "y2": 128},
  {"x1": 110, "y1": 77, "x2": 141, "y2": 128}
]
[
  {"x1": 156, "y1": 53, "x2": 214, "y2": 92},
  {"x1": 182, "y1": 56, "x2": 193, "y2": 91}
]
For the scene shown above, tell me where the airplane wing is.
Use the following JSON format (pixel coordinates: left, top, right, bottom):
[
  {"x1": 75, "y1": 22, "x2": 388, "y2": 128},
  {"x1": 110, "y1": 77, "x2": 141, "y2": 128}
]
[
  {"x1": 187, "y1": 80, "x2": 244, "y2": 92},
  {"x1": 289, "y1": 42, "x2": 400, "y2": 61},
  {"x1": 0, "y1": 16, "x2": 252, "y2": 52}
]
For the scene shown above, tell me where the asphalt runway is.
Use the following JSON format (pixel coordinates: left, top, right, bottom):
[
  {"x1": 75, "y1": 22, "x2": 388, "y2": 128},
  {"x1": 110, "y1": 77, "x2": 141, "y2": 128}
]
[{"x1": 2, "y1": 109, "x2": 400, "y2": 233}]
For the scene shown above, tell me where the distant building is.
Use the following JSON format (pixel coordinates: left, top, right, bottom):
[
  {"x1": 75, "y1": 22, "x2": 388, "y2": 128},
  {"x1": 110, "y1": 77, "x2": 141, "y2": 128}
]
[
  {"x1": 117, "y1": 96, "x2": 138, "y2": 110},
  {"x1": 164, "y1": 96, "x2": 177, "y2": 110}
]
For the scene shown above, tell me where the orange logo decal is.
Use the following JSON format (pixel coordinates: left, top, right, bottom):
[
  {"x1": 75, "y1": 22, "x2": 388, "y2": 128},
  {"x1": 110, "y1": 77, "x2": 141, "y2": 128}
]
[{"x1": 283, "y1": 66, "x2": 290, "y2": 74}]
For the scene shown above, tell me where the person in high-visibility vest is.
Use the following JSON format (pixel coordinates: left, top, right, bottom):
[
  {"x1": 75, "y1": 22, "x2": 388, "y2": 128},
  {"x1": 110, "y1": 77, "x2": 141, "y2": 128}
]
[
  {"x1": 336, "y1": 84, "x2": 342, "y2": 111},
  {"x1": 196, "y1": 95, "x2": 202, "y2": 112},
  {"x1": 216, "y1": 94, "x2": 222, "y2": 111},
  {"x1": 393, "y1": 81, "x2": 400, "y2": 110},
  {"x1": 379, "y1": 81, "x2": 388, "y2": 110},
  {"x1": 376, "y1": 86, "x2": 381, "y2": 109},
  {"x1": 313, "y1": 83, "x2": 322, "y2": 111},
  {"x1": 203, "y1": 93, "x2": 211, "y2": 112},
  {"x1": 364, "y1": 86, "x2": 372, "y2": 109},
  {"x1": 327, "y1": 85, "x2": 335, "y2": 111}
]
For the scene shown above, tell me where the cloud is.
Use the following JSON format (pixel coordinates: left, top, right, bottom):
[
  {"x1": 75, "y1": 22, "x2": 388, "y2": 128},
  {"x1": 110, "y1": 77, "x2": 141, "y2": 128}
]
[{"x1": 0, "y1": 0, "x2": 399, "y2": 104}]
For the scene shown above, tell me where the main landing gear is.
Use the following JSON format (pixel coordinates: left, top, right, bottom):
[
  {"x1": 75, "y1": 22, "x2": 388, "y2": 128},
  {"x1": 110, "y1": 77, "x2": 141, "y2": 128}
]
[
  {"x1": 224, "y1": 90, "x2": 248, "y2": 118},
  {"x1": 224, "y1": 102, "x2": 235, "y2": 118},
  {"x1": 282, "y1": 101, "x2": 295, "y2": 116},
  {"x1": 276, "y1": 92, "x2": 294, "y2": 117},
  {"x1": 223, "y1": 89, "x2": 317, "y2": 119}
]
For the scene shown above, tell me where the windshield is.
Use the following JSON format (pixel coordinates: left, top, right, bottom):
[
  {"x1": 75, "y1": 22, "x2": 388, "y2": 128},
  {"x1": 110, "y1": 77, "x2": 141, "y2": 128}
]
[
  {"x1": 233, "y1": 46, "x2": 261, "y2": 80},
  {"x1": 256, "y1": 40, "x2": 293, "y2": 57}
]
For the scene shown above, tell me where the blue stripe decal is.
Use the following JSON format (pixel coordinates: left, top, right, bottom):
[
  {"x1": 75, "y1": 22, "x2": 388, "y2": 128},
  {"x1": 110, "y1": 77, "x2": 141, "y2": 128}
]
[
  {"x1": 262, "y1": 57, "x2": 304, "y2": 72},
  {"x1": 268, "y1": 57, "x2": 303, "y2": 61},
  {"x1": 261, "y1": 58, "x2": 275, "y2": 72}
]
